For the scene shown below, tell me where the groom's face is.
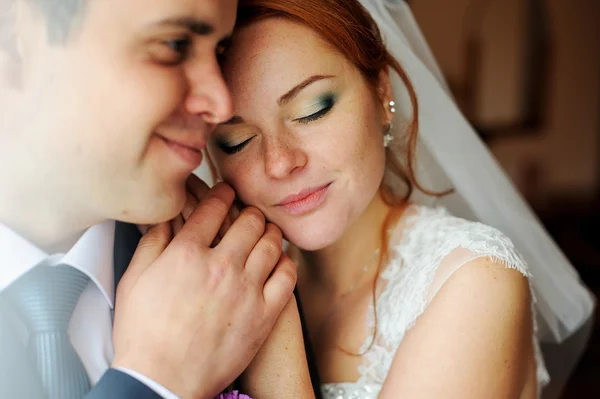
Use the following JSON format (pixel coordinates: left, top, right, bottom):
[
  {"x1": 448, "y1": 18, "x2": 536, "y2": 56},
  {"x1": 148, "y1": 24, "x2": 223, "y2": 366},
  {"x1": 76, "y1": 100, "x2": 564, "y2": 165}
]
[{"x1": 7, "y1": 0, "x2": 236, "y2": 224}]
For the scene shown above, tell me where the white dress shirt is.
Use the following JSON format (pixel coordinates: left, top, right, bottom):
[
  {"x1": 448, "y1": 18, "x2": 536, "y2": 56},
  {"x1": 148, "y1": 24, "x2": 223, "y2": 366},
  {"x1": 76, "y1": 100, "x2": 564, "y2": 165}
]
[{"x1": 0, "y1": 221, "x2": 178, "y2": 398}]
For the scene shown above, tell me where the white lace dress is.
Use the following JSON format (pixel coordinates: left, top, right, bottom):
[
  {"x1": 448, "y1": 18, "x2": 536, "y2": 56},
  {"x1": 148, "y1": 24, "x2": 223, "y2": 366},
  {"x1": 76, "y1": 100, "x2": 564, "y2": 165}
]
[{"x1": 321, "y1": 205, "x2": 550, "y2": 399}]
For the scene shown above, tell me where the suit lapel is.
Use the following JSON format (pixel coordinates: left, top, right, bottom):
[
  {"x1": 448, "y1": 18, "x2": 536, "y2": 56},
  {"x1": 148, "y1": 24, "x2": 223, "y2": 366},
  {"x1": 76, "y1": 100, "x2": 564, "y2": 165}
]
[
  {"x1": 111, "y1": 222, "x2": 141, "y2": 322},
  {"x1": 113, "y1": 222, "x2": 142, "y2": 293}
]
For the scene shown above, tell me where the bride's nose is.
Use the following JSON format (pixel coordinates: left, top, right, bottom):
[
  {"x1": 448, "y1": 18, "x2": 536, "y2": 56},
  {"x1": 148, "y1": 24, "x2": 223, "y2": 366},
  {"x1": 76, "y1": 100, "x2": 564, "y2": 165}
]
[{"x1": 264, "y1": 136, "x2": 308, "y2": 180}]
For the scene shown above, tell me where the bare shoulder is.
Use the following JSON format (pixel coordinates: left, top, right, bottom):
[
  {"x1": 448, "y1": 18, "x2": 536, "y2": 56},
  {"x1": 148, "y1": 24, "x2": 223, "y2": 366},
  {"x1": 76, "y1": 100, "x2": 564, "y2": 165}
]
[
  {"x1": 379, "y1": 257, "x2": 534, "y2": 399},
  {"x1": 439, "y1": 256, "x2": 531, "y2": 305},
  {"x1": 426, "y1": 256, "x2": 532, "y2": 335}
]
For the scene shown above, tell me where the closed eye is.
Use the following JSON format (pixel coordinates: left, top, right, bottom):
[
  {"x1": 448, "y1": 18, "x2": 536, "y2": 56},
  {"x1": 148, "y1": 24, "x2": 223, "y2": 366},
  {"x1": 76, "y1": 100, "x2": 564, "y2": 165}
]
[
  {"x1": 294, "y1": 95, "x2": 336, "y2": 124},
  {"x1": 218, "y1": 136, "x2": 254, "y2": 155}
]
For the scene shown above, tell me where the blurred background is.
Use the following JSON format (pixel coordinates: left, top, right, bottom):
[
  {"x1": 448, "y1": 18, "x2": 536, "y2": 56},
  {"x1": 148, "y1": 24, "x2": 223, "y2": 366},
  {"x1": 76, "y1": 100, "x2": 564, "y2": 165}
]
[{"x1": 407, "y1": 0, "x2": 599, "y2": 397}]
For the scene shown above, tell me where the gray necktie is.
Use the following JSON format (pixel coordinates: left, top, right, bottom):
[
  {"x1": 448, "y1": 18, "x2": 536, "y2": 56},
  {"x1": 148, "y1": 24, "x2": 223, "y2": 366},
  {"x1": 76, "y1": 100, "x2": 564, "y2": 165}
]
[{"x1": 5, "y1": 264, "x2": 91, "y2": 399}]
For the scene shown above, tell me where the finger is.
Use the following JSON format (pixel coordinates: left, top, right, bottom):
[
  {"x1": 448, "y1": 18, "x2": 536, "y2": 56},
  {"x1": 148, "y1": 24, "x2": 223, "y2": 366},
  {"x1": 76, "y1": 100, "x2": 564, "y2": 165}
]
[
  {"x1": 181, "y1": 191, "x2": 199, "y2": 221},
  {"x1": 122, "y1": 222, "x2": 172, "y2": 288},
  {"x1": 186, "y1": 173, "x2": 211, "y2": 202},
  {"x1": 262, "y1": 253, "x2": 297, "y2": 317},
  {"x1": 182, "y1": 174, "x2": 211, "y2": 221},
  {"x1": 244, "y1": 223, "x2": 283, "y2": 284},
  {"x1": 216, "y1": 203, "x2": 239, "y2": 241},
  {"x1": 174, "y1": 182, "x2": 235, "y2": 248},
  {"x1": 171, "y1": 214, "x2": 185, "y2": 235},
  {"x1": 188, "y1": 174, "x2": 235, "y2": 237},
  {"x1": 215, "y1": 199, "x2": 242, "y2": 242},
  {"x1": 215, "y1": 206, "x2": 266, "y2": 265}
]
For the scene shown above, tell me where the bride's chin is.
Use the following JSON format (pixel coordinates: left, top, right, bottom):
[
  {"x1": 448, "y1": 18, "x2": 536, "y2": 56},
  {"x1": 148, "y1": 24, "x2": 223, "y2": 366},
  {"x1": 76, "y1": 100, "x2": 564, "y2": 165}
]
[{"x1": 283, "y1": 229, "x2": 341, "y2": 252}]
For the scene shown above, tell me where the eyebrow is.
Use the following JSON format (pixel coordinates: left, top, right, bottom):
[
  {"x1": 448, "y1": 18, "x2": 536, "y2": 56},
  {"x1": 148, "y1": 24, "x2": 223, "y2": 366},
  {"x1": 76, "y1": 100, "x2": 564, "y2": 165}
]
[
  {"x1": 150, "y1": 17, "x2": 233, "y2": 54},
  {"x1": 222, "y1": 74, "x2": 336, "y2": 126},
  {"x1": 150, "y1": 17, "x2": 215, "y2": 36},
  {"x1": 278, "y1": 75, "x2": 335, "y2": 106}
]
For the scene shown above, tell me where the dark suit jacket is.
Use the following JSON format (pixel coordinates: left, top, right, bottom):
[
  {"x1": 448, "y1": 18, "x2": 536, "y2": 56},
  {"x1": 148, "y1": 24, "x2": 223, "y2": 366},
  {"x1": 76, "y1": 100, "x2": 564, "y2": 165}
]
[{"x1": 0, "y1": 222, "x2": 321, "y2": 399}]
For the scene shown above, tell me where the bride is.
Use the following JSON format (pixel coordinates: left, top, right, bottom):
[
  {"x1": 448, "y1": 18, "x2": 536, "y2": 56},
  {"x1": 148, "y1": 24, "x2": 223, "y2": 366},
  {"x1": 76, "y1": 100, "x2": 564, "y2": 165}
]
[{"x1": 202, "y1": 0, "x2": 594, "y2": 397}]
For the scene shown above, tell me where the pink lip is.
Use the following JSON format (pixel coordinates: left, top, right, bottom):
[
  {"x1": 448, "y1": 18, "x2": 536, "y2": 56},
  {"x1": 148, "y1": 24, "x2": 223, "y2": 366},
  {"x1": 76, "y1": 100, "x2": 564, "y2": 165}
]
[
  {"x1": 277, "y1": 183, "x2": 332, "y2": 215},
  {"x1": 157, "y1": 134, "x2": 204, "y2": 168}
]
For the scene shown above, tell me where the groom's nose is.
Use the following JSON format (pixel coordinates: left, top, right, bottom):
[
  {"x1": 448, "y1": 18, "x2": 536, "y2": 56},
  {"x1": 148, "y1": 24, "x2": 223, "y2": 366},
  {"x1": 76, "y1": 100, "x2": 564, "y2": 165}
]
[{"x1": 183, "y1": 58, "x2": 233, "y2": 125}]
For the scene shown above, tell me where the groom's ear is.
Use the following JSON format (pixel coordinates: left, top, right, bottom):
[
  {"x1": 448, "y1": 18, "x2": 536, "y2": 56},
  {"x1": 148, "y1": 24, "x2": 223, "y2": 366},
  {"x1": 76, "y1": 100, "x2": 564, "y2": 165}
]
[
  {"x1": 376, "y1": 67, "x2": 394, "y2": 124},
  {"x1": 0, "y1": 1, "x2": 32, "y2": 124},
  {"x1": 0, "y1": 5, "x2": 26, "y2": 121},
  {"x1": 2, "y1": 0, "x2": 58, "y2": 90}
]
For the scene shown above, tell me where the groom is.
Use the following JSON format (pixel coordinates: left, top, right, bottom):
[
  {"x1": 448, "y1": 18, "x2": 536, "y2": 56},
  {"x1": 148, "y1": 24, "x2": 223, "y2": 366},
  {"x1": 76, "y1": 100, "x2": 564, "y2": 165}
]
[{"x1": 0, "y1": 0, "x2": 317, "y2": 398}]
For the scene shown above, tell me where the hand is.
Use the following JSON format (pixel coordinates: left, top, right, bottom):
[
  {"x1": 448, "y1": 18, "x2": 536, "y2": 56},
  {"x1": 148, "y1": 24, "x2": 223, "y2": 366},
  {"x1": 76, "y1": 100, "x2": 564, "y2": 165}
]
[{"x1": 112, "y1": 181, "x2": 297, "y2": 399}]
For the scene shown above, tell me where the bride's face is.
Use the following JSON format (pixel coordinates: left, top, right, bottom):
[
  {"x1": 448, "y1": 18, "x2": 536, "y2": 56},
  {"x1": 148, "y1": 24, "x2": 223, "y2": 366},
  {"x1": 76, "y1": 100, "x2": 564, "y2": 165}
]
[{"x1": 208, "y1": 18, "x2": 392, "y2": 250}]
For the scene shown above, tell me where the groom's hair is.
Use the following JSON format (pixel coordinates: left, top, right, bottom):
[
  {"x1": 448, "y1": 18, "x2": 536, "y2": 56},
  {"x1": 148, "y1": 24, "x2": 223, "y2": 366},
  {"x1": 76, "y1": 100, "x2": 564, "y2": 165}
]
[{"x1": 26, "y1": 0, "x2": 89, "y2": 43}]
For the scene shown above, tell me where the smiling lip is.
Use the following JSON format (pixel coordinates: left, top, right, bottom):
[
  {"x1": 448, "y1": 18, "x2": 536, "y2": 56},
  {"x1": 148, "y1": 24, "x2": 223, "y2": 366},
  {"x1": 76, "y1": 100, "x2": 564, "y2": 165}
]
[
  {"x1": 277, "y1": 183, "x2": 332, "y2": 215},
  {"x1": 156, "y1": 134, "x2": 205, "y2": 168}
]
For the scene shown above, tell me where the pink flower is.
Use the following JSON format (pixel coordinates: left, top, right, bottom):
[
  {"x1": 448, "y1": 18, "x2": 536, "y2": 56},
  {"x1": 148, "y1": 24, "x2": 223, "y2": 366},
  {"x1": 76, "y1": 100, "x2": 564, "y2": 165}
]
[{"x1": 215, "y1": 390, "x2": 252, "y2": 399}]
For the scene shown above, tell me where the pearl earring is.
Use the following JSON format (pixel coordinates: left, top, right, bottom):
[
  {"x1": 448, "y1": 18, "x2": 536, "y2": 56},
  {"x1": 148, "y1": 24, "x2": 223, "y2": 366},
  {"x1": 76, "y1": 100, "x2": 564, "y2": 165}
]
[{"x1": 383, "y1": 100, "x2": 396, "y2": 147}]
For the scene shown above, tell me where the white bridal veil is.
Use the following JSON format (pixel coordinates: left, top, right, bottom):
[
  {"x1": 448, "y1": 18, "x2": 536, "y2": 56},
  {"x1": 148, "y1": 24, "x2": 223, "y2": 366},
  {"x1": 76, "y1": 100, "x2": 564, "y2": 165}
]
[{"x1": 360, "y1": 0, "x2": 594, "y2": 346}]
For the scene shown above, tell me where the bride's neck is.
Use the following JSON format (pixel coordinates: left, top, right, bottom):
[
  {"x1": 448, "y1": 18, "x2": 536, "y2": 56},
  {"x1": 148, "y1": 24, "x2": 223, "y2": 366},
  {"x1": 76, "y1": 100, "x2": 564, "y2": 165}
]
[{"x1": 299, "y1": 191, "x2": 394, "y2": 296}]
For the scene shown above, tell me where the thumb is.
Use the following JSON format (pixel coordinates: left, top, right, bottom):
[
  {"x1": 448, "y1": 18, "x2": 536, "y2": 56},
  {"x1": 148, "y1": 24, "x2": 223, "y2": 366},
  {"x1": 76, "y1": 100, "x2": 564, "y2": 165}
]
[
  {"x1": 119, "y1": 222, "x2": 172, "y2": 290},
  {"x1": 262, "y1": 253, "x2": 297, "y2": 320}
]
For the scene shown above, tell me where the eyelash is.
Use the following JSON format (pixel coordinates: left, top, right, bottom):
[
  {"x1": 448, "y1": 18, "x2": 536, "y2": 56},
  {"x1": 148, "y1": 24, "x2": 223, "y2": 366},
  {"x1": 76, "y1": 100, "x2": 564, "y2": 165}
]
[
  {"x1": 219, "y1": 96, "x2": 336, "y2": 155},
  {"x1": 295, "y1": 97, "x2": 335, "y2": 124},
  {"x1": 162, "y1": 37, "x2": 231, "y2": 65},
  {"x1": 162, "y1": 37, "x2": 192, "y2": 64},
  {"x1": 219, "y1": 136, "x2": 254, "y2": 155}
]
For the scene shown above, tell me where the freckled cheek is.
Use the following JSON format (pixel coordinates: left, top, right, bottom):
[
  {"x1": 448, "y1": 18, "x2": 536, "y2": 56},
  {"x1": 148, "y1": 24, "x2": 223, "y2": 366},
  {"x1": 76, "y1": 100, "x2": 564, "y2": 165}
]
[
  {"x1": 220, "y1": 160, "x2": 266, "y2": 208},
  {"x1": 336, "y1": 122, "x2": 377, "y2": 167},
  {"x1": 342, "y1": 121, "x2": 386, "y2": 187}
]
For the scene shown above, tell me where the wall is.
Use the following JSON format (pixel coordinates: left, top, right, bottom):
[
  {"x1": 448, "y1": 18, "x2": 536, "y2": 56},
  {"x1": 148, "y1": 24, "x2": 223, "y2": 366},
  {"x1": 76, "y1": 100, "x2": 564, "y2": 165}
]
[{"x1": 411, "y1": 0, "x2": 600, "y2": 199}]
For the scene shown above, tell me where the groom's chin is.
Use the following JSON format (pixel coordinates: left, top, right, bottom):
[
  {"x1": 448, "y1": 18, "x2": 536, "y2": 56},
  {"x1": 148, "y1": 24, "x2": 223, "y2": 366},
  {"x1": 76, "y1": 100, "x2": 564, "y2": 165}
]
[{"x1": 114, "y1": 183, "x2": 187, "y2": 226}]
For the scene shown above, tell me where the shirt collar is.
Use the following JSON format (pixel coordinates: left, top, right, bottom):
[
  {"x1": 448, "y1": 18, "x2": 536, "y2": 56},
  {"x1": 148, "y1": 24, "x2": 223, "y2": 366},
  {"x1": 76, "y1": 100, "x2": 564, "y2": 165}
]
[{"x1": 0, "y1": 220, "x2": 116, "y2": 308}]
